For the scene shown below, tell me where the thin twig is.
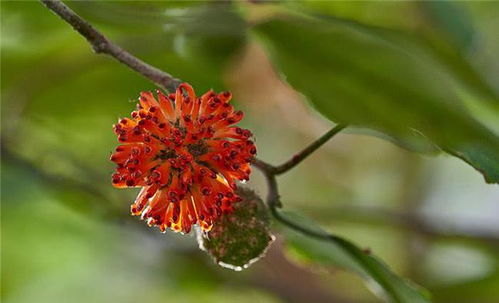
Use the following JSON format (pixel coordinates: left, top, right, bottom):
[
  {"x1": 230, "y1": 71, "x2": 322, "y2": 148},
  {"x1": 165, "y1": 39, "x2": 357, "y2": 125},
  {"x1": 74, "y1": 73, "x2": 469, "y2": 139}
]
[
  {"x1": 262, "y1": 176, "x2": 403, "y2": 302},
  {"x1": 252, "y1": 124, "x2": 347, "y2": 176},
  {"x1": 252, "y1": 124, "x2": 348, "y2": 208},
  {"x1": 269, "y1": 205, "x2": 336, "y2": 241},
  {"x1": 273, "y1": 124, "x2": 347, "y2": 175},
  {"x1": 251, "y1": 122, "x2": 407, "y2": 299},
  {"x1": 40, "y1": 0, "x2": 181, "y2": 92},
  {"x1": 265, "y1": 172, "x2": 281, "y2": 208},
  {"x1": 251, "y1": 157, "x2": 277, "y2": 174}
]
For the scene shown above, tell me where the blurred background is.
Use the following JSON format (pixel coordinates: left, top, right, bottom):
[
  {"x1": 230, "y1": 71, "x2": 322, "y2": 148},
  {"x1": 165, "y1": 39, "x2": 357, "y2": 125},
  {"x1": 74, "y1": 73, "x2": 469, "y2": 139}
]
[{"x1": 2, "y1": 1, "x2": 499, "y2": 303}]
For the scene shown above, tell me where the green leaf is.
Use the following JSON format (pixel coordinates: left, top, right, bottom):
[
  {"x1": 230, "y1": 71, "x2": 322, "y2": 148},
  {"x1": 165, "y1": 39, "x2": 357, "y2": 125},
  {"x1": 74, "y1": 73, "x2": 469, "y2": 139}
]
[
  {"x1": 253, "y1": 13, "x2": 499, "y2": 183},
  {"x1": 418, "y1": 1, "x2": 475, "y2": 51},
  {"x1": 280, "y1": 211, "x2": 431, "y2": 303}
]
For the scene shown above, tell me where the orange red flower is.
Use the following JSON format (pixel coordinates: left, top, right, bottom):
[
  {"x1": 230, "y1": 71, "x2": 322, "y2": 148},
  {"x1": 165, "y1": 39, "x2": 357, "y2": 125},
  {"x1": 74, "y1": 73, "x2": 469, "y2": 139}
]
[{"x1": 111, "y1": 83, "x2": 256, "y2": 233}]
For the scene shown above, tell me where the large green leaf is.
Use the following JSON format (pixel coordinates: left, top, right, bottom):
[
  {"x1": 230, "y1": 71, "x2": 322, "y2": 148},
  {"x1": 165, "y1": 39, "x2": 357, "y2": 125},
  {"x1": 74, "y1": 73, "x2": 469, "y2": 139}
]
[
  {"x1": 280, "y1": 211, "x2": 431, "y2": 303},
  {"x1": 254, "y1": 13, "x2": 499, "y2": 183},
  {"x1": 418, "y1": 1, "x2": 475, "y2": 51}
]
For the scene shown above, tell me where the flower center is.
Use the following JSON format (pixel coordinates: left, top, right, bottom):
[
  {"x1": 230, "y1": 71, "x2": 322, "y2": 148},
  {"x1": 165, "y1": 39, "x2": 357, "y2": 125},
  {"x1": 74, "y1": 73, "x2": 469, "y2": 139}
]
[
  {"x1": 156, "y1": 149, "x2": 177, "y2": 160},
  {"x1": 187, "y1": 141, "x2": 208, "y2": 157},
  {"x1": 152, "y1": 125, "x2": 210, "y2": 171}
]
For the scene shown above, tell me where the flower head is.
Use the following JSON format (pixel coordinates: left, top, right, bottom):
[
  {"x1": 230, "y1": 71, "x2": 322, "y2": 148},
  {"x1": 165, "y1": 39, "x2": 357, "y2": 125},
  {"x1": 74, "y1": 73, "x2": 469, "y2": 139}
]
[{"x1": 111, "y1": 83, "x2": 256, "y2": 233}]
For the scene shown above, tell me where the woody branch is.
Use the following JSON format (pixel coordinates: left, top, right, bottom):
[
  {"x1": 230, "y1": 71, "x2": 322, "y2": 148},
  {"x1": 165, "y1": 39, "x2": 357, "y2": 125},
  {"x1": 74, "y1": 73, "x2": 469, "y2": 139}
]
[
  {"x1": 40, "y1": 0, "x2": 181, "y2": 92},
  {"x1": 40, "y1": 0, "x2": 353, "y2": 243}
]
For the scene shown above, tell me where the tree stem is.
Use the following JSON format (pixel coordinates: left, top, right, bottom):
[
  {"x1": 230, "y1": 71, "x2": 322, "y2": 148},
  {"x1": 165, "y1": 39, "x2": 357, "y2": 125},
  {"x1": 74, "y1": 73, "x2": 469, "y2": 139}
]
[
  {"x1": 273, "y1": 124, "x2": 347, "y2": 175},
  {"x1": 40, "y1": 0, "x2": 181, "y2": 92}
]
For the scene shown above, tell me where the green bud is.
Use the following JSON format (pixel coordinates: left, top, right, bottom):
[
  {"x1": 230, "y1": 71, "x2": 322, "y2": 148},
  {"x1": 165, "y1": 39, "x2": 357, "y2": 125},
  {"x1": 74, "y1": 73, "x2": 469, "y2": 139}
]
[{"x1": 198, "y1": 187, "x2": 274, "y2": 271}]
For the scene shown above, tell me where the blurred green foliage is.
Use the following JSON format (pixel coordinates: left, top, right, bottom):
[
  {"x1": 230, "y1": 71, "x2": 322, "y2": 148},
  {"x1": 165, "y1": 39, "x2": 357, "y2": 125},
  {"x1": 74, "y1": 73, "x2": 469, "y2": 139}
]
[
  {"x1": 254, "y1": 8, "x2": 499, "y2": 183},
  {"x1": 281, "y1": 211, "x2": 430, "y2": 302},
  {"x1": 2, "y1": 1, "x2": 498, "y2": 303}
]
